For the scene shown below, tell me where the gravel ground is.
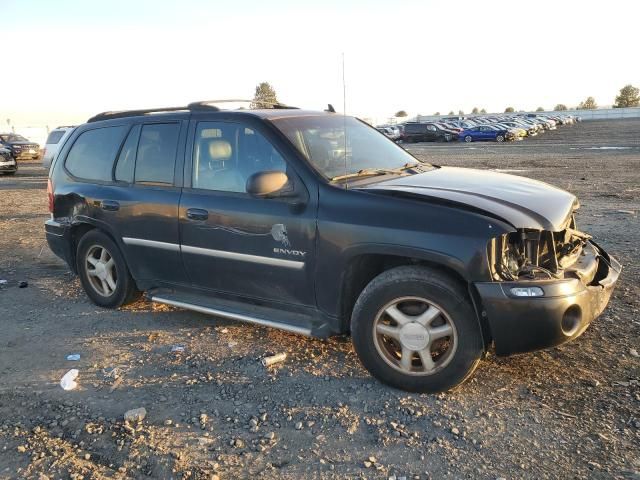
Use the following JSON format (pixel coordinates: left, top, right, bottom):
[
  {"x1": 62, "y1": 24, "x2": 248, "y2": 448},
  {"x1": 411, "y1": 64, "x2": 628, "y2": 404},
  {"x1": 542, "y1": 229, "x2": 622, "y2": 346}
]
[{"x1": 0, "y1": 119, "x2": 639, "y2": 479}]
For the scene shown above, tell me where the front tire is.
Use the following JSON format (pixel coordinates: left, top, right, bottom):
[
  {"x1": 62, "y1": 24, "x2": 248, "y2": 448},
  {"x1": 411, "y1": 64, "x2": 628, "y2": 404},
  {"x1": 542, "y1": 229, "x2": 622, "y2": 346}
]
[
  {"x1": 351, "y1": 266, "x2": 483, "y2": 393},
  {"x1": 76, "y1": 230, "x2": 139, "y2": 308},
  {"x1": 464, "y1": 135, "x2": 473, "y2": 143}
]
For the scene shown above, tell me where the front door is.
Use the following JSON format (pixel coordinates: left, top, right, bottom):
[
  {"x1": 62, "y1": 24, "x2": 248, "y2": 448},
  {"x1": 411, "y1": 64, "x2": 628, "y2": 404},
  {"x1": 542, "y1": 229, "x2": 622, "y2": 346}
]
[{"x1": 179, "y1": 119, "x2": 317, "y2": 307}]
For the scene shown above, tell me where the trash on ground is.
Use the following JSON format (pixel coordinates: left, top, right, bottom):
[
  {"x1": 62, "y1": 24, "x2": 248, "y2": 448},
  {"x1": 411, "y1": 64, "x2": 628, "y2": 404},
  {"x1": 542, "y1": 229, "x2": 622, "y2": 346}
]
[
  {"x1": 18, "y1": 281, "x2": 28, "y2": 288},
  {"x1": 0, "y1": 279, "x2": 7, "y2": 285},
  {"x1": 228, "y1": 341, "x2": 238, "y2": 348},
  {"x1": 60, "y1": 369, "x2": 79, "y2": 391},
  {"x1": 124, "y1": 407, "x2": 147, "y2": 423},
  {"x1": 170, "y1": 345, "x2": 185, "y2": 353},
  {"x1": 262, "y1": 352, "x2": 287, "y2": 367},
  {"x1": 103, "y1": 366, "x2": 125, "y2": 379},
  {"x1": 109, "y1": 377, "x2": 123, "y2": 393},
  {"x1": 66, "y1": 354, "x2": 81, "y2": 361}
]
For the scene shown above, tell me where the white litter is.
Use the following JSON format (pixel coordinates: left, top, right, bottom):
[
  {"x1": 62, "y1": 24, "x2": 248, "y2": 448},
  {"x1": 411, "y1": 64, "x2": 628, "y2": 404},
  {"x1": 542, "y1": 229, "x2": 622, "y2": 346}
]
[
  {"x1": 170, "y1": 345, "x2": 185, "y2": 353},
  {"x1": 60, "y1": 369, "x2": 79, "y2": 391},
  {"x1": 66, "y1": 354, "x2": 81, "y2": 361},
  {"x1": 262, "y1": 353, "x2": 287, "y2": 367}
]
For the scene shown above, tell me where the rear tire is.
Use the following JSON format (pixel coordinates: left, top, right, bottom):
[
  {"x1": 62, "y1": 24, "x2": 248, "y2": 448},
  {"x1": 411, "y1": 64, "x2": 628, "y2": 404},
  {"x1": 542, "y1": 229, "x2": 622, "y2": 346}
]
[
  {"x1": 496, "y1": 135, "x2": 505, "y2": 142},
  {"x1": 351, "y1": 266, "x2": 484, "y2": 393},
  {"x1": 76, "y1": 230, "x2": 140, "y2": 308}
]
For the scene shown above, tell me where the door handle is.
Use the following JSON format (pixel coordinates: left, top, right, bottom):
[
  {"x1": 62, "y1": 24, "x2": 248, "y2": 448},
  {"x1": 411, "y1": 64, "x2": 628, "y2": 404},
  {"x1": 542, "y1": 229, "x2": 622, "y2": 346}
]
[
  {"x1": 101, "y1": 200, "x2": 120, "y2": 211},
  {"x1": 186, "y1": 208, "x2": 209, "y2": 221}
]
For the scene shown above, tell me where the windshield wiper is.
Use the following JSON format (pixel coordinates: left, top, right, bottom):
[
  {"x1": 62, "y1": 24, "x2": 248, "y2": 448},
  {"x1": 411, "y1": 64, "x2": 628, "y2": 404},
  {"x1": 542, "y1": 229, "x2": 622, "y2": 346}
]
[{"x1": 330, "y1": 163, "x2": 421, "y2": 182}]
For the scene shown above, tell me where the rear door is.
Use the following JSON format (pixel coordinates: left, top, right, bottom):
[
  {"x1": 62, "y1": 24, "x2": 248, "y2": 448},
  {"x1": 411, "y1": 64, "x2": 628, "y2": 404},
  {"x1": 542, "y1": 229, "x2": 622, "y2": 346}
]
[
  {"x1": 98, "y1": 120, "x2": 189, "y2": 285},
  {"x1": 179, "y1": 118, "x2": 317, "y2": 307}
]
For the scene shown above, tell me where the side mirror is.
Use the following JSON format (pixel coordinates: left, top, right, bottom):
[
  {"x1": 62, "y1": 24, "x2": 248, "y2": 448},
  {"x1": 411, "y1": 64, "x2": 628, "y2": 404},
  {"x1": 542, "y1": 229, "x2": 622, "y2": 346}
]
[{"x1": 246, "y1": 171, "x2": 294, "y2": 198}]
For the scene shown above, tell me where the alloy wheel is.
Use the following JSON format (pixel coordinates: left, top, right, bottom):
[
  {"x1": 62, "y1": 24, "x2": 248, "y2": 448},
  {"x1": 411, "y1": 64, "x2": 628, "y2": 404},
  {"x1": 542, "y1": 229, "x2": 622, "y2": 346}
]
[
  {"x1": 372, "y1": 296, "x2": 458, "y2": 376},
  {"x1": 85, "y1": 245, "x2": 118, "y2": 297}
]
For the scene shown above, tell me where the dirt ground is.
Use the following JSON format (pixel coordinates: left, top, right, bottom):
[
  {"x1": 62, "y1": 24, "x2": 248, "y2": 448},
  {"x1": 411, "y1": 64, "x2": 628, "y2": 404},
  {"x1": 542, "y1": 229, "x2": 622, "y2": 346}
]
[{"x1": 0, "y1": 119, "x2": 639, "y2": 479}]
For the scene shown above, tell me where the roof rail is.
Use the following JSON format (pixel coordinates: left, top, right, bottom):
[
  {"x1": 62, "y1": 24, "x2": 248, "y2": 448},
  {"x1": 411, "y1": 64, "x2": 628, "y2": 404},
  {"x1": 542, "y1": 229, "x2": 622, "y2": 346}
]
[
  {"x1": 87, "y1": 99, "x2": 299, "y2": 123},
  {"x1": 87, "y1": 104, "x2": 224, "y2": 123}
]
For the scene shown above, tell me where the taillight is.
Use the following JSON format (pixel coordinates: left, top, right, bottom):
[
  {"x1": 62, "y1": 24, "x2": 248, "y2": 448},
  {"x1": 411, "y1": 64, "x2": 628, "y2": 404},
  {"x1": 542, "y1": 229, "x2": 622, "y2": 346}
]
[{"x1": 47, "y1": 178, "x2": 54, "y2": 213}]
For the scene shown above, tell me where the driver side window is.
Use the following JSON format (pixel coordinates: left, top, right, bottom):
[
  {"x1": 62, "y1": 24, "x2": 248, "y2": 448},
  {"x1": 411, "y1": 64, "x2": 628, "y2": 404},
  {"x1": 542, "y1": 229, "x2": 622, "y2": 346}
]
[{"x1": 192, "y1": 122, "x2": 286, "y2": 193}]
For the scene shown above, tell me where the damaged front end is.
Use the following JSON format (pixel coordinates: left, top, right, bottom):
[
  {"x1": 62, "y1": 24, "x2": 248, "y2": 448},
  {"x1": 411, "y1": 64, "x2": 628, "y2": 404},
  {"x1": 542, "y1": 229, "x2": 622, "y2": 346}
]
[
  {"x1": 477, "y1": 213, "x2": 621, "y2": 356},
  {"x1": 487, "y1": 215, "x2": 601, "y2": 285}
]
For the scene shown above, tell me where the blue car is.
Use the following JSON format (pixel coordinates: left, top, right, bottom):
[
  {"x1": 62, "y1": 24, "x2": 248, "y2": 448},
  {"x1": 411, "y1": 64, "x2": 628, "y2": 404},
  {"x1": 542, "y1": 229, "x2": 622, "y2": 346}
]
[{"x1": 458, "y1": 125, "x2": 515, "y2": 143}]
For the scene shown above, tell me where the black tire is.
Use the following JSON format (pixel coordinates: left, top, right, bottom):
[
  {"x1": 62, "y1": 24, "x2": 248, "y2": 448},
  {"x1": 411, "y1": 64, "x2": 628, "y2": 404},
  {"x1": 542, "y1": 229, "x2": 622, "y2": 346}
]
[
  {"x1": 496, "y1": 134, "x2": 505, "y2": 143},
  {"x1": 76, "y1": 229, "x2": 140, "y2": 308},
  {"x1": 351, "y1": 266, "x2": 483, "y2": 393},
  {"x1": 464, "y1": 135, "x2": 473, "y2": 143}
]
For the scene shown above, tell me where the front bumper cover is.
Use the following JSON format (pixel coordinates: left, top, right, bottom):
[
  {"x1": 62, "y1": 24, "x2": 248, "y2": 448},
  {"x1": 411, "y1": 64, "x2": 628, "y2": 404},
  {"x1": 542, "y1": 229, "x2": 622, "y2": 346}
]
[{"x1": 475, "y1": 243, "x2": 621, "y2": 356}]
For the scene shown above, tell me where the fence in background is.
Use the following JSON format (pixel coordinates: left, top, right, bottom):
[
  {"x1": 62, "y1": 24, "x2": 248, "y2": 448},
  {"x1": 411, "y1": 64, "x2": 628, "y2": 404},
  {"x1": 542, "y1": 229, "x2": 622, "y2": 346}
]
[{"x1": 413, "y1": 106, "x2": 640, "y2": 124}]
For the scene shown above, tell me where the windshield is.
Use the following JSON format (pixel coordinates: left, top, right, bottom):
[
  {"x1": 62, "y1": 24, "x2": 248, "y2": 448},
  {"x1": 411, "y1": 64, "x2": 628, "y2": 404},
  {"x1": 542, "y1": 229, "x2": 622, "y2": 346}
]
[{"x1": 271, "y1": 115, "x2": 430, "y2": 180}]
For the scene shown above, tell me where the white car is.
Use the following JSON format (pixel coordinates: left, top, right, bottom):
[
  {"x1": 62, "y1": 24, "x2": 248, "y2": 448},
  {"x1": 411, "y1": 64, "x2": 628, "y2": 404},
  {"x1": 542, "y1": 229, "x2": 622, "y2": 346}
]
[{"x1": 42, "y1": 126, "x2": 75, "y2": 169}]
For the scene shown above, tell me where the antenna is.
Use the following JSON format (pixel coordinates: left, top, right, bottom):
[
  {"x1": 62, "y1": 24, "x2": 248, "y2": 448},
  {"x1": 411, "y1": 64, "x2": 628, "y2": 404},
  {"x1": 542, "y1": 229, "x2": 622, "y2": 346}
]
[{"x1": 342, "y1": 52, "x2": 348, "y2": 189}]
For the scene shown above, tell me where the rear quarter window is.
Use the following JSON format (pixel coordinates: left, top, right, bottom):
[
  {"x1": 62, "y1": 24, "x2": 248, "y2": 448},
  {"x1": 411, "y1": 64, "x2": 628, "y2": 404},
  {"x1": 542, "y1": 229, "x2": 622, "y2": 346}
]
[{"x1": 65, "y1": 126, "x2": 127, "y2": 182}]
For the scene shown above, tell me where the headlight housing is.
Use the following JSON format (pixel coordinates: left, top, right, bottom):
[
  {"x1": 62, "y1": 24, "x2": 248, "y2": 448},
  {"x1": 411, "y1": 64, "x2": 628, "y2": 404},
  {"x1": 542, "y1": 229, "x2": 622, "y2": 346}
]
[{"x1": 487, "y1": 218, "x2": 590, "y2": 281}]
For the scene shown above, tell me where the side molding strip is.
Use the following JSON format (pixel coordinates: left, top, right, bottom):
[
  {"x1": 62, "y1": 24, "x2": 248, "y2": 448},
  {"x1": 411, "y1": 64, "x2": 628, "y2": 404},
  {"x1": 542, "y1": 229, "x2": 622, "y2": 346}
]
[
  {"x1": 121, "y1": 237, "x2": 304, "y2": 269},
  {"x1": 122, "y1": 237, "x2": 180, "y2": 252},
  {"x1": 151, "y1": 295, "x2": 313, "y2": 336},
  {"x1": 181, "y1": 245, "x2": 304, "y2": 270}
]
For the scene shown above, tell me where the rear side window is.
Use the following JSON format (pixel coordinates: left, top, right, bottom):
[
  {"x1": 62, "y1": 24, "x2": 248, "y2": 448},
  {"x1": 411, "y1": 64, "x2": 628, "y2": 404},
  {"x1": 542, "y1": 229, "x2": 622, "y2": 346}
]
[
  {"x1": 46, "y1": 130, "x2": 66, "y2": 145},
  {"x1": 65, "y1": 126, "x2": 127, "y2": 181},
  {"x1": 134, "y1": 123, "x2": 179, "y2": 185},
  {"x1": 115, "y1": 125, "x2": 140, "y2": 183}
]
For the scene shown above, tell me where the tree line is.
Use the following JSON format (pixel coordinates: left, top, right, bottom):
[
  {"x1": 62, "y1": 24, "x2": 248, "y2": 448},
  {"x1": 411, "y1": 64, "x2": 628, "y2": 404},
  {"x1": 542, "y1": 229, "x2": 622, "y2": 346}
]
[{"x1": 395, "y1": 84, "x2": 640, "y2": 117}]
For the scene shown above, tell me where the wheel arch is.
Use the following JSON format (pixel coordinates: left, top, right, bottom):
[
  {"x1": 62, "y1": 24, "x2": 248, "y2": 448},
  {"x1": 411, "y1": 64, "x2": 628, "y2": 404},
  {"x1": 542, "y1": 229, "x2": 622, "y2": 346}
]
[
  {"x1": 68, "y1": 217, "x2": 130, "y2": 275},
  {"x1": 338, "y1": 246, "x2": 469, "y2": 325}
]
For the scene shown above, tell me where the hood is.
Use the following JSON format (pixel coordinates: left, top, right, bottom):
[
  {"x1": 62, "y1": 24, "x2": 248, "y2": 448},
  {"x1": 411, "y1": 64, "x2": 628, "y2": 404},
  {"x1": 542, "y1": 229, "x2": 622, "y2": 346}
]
[{"x1": 361, "y1": 166, "x2": 578, "y2": 231}]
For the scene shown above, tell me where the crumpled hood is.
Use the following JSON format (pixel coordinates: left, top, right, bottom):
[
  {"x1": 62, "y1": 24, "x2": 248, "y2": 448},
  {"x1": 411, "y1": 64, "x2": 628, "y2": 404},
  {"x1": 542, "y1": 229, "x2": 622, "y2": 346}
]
[{"x1": 361, "y1": 166, "x2": 578, "y2": 231}]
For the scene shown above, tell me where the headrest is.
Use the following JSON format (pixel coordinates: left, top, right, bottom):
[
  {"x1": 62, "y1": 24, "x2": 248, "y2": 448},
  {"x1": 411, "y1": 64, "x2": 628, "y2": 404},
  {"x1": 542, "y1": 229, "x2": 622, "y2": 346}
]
[{"x1": 207, "y1": 140, "x2": 232, "y2": 161}]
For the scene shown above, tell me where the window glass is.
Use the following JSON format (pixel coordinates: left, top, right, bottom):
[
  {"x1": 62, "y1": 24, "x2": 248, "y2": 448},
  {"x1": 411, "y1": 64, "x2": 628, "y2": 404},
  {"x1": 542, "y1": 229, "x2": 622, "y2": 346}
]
[
  {"x1": 46, "y1": 130, "x2": 66, "y2": 144},
  {"x1": 115, "y1": 124, "x2": 140, "y2": 183},
  {"x1": 65, "y1": 126, "x2": 127, "y2": 181},
  {"x1": 192, "y1": 122, "x2": 286, "y2": 193},
  {"x1": 272, "y1": 115, "x2": 427, "y2": 180},
  {"x1": 134, "y1": 123, "x2": 179, "y2": 185}
]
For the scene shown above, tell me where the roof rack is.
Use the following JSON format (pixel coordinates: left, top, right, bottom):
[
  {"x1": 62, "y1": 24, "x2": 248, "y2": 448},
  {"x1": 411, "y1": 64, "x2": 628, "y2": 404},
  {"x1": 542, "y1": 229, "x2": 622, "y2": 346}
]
[
  {"x1": 87, "y1": 105, "x2": 216, "y2": 123},
  {"x1": 87, "y1": 99, "x2": 299, "y2": 123}
]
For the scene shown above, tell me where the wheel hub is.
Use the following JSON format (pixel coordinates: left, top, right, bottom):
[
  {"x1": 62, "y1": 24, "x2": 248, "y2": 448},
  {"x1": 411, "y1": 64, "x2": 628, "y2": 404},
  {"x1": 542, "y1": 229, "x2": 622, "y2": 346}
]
[
  {"x1": 399, "y1": 322, "x2": 430, "y2": 351},
  {"x1": 94, "y1": 262, "x2": 107, "y2": 279}
]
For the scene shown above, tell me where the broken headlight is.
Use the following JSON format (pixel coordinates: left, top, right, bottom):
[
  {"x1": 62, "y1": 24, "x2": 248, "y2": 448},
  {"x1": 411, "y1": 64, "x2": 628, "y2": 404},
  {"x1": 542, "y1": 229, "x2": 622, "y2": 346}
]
[{"x1": 488, "y1": 224, "x2": 590, "y2": 281}]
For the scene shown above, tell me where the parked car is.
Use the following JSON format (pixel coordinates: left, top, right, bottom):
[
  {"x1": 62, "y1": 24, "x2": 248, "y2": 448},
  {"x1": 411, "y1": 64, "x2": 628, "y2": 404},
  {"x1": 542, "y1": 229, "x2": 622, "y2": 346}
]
[
  {"x1": 45, "y1": 102, "x2": 620, "y2": 393},
  {"x1": 42, "y1": 126, "x2": 76, "y2": 169},
  {"x1": 501, "y1": 121, "x2": 537, "y2": 137},
  {"x1": 459, "y1": 125, "x2": 516, "y2": 142},
  {"x1": 0, "y1": 146, "x2": 16, "y2": 175},
  {"x1": 402, "y1": 122, "x2": 457, "y2": 143},
  {"x1": 494, "y1": 123, "x2": 526, "y2": 139},
  {"x1": 0, "y1": 133, "x2": 40, "y2": 160}
]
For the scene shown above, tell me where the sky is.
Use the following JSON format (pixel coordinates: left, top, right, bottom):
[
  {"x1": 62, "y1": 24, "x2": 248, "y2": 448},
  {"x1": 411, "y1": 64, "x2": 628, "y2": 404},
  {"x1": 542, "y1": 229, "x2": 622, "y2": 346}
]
[{"x1": 1, "y1": 0, "x2": 639, "y2": 128}]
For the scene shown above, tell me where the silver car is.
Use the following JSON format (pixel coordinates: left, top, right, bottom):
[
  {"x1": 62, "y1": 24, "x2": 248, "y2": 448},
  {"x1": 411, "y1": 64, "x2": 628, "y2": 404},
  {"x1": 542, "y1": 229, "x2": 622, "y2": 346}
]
[{"x1": 42, "y1": 126, "x2": 75, "y2": 169}]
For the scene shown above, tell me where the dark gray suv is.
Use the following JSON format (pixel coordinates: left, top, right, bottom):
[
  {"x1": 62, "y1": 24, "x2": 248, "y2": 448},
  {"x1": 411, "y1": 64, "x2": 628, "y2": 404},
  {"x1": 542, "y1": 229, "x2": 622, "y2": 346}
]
[{"x1": 45, "y1": 102, "x2": 621, "y2": 392}]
